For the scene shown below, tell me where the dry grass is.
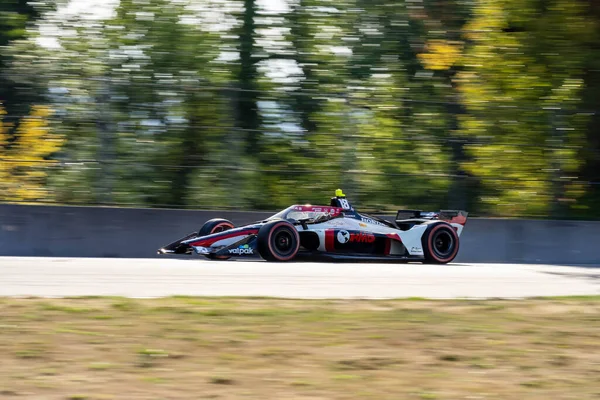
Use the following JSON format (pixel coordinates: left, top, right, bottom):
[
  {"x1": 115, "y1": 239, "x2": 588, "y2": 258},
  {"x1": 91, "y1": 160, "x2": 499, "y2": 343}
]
[{"x1": 0, "y1": 296, "x2": 599, "y2": 399}]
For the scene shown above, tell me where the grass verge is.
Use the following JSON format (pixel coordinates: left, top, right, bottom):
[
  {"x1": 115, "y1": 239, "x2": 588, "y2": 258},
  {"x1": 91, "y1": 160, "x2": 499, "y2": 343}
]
[{"x1": 0, "y1": 296, "x2": 599, "y2": 399}]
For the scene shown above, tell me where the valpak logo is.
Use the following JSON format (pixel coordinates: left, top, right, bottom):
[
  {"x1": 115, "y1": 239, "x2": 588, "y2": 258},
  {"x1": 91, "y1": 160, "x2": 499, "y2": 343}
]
[{"x1": 228, "y1": 244, "x2": 254, "y2": 255}]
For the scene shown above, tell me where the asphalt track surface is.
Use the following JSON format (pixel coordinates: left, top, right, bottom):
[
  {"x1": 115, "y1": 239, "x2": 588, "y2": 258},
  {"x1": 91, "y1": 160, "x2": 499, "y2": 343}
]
[{"x1": 1, "y1": 257, "x2": 599, "y2": 299}]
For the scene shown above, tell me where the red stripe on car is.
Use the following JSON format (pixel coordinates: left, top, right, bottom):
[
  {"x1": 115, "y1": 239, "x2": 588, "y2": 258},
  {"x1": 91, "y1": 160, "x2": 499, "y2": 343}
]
[
  {"x1": 386, "y1": 233, "x2": 402, "y2": 242},
  {"x1": 384, "y1": 238, "x2": 391, "y2": 255},
  {"x1": 189, "y1": 229, "x2": 258, "y2": 247},
  {"x1": 325, "y1": 229, "x2": 335, "y2": 251}
]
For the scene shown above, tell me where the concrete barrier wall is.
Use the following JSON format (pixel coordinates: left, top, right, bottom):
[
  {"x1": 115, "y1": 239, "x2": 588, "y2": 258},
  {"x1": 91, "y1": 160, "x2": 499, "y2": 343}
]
[
  {"x1": 0, "y1": 204, "x2": 598, "y2": 264},
  {"x1": 454, "y1": 218, "x2": 600, "y2": 264}
]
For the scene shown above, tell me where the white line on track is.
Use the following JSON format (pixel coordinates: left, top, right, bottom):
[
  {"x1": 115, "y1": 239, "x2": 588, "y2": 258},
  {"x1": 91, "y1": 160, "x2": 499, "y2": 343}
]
[{"x1": 0, "y1": 257, "x2": 598, "y2": 299}]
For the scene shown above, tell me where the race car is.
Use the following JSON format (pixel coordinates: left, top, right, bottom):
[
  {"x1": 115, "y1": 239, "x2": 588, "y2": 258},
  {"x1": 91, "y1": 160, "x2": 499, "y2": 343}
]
[{"x1": 157, "y1": 189, "x2": 468, "y2": 264}]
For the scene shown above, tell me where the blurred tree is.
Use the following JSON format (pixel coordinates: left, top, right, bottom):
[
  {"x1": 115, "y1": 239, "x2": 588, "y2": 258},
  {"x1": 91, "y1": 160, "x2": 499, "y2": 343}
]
[
  {"x1": 457, "y1": 0, "x2": 594, "y2": 217},
  {"x1": 287, "y1": 0, "x2": 319, "y2": 135},
  {"x1": 0, "y1": 104, "x2": 63, "y2": 201},
  {"x1": 1, "y1": 0, "x2": 599, "y2": 219},
  {"x1": 237, "y1": 0, "x2": 261, "y2": 154},
  {"x1": 278, "y1": 0, "x2": 361, "y2": 206},
  {"x1": 578, "y1": 0, "x2": 600, "y2": 215},
  {"x1": 322, "y1": 0, "x2": 473, "y2": 211},
  {"x1": 105, "y1": 0, "x2": 230, "y2": 207},
  {"x1": 0, "y1": 0, "x2": 55, "y2": 127},
  {"x1": 10, "y1": 0, "x2": 235, "y2": 207},
  {"x1": 252, "y1": 0, "x2": 474, "y2": 211}
]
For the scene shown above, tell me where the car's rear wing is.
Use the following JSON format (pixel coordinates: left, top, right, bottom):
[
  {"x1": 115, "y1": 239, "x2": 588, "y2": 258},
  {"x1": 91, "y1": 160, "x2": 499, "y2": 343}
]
[
  {"x1": 439, "y1": 210, "x2": 468, "y2": 226},
  {"x1": 395, "y1": 209, "x2": 468, "y2": 226}
]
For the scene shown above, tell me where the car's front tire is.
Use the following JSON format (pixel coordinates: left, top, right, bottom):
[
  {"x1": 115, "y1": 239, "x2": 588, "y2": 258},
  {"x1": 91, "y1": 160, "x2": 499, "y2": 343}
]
[
  {"x1": 422, "y1": 222, "x2": 459, "y2": 264},
  {"x1": 257, "y1": 219, "x2": 300, "y2": 262},
  {"x1": 199, "y1": 218, "x2": 235, "y2": 260}
]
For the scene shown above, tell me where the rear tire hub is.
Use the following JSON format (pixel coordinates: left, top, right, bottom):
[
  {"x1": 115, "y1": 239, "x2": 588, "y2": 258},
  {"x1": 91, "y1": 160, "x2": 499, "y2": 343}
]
[{"x1": 432, "y1": 231, "x2": 453, "y2": 258}]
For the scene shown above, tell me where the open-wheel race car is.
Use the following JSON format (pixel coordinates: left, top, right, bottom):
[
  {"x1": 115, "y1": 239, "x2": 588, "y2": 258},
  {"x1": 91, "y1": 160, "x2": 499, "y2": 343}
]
[{"x1": 158, "y1": 190, "x2": 468, "y2": 264}]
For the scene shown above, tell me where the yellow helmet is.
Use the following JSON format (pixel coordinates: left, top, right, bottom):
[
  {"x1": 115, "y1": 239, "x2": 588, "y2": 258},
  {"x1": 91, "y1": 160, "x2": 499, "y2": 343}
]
[{"x1": 335, "y1": 188, "x2": 345, "y2": 197}]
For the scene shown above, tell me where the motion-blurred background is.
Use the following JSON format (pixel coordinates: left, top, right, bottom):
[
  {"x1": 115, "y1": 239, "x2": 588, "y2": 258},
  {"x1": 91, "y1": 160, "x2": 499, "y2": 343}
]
[{"x1": 2, "y1": 0, "x2": 600, "y2": 219}]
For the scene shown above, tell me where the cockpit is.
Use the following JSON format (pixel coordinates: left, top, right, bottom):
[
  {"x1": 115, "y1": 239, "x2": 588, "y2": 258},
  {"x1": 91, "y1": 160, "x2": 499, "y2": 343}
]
[{"x1": 268, "y1": 205, "x2": 342, "y2": 225}]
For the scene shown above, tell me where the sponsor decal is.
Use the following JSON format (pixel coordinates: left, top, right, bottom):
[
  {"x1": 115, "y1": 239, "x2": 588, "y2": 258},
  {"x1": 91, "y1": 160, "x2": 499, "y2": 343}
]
[
  {"x1": 313, "y1": 207, "x2": 339, "y2": 214},
  {"x1": 337, "y1": 230, "x2": 376, "y2": 244},
  {"x1": 228, "y1": 244, "x2": 254, "y2": 255},
  {"x1": 350, "y1": 232, "x2": 376, "y2": 243},
  {"x1": 410, "y1": 246, "x2": 424, "y2": 255},
  {"x1": 293, "y1": 205, "x2": 340, "y2": 214},
  {"x1": 327, "y1": 220, "x2": 347, "y2": 227},
  {"x1": 193, "y1": 246, "x2": 211, "y2": 254},
  {"x1": 359, "y1": 222, "x2": 367, "y2": 227},
  {"x1": 361, "y1": 217, "x2": 387, "y2": 227},
  {"x1": 337, "y1": 230, "x2": 351, "y2": 244}
]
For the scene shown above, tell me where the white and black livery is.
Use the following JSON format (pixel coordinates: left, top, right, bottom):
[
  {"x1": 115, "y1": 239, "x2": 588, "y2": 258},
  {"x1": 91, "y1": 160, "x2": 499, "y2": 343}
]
[{"x1": 158, "y1": 190, "x2": 468, "y2": 264}]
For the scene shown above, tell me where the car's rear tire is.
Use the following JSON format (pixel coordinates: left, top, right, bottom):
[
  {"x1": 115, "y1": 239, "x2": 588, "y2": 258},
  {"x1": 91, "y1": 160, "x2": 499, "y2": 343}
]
[
  {"x1": 199, "y1": 218, "x2": 235, "y2": 260},
  {"x1": 422, "y1": 222, "x2": 459, "y2": 264},
  {"x1": 257, "y1": 219, "x2": 300, "y2": 262}
]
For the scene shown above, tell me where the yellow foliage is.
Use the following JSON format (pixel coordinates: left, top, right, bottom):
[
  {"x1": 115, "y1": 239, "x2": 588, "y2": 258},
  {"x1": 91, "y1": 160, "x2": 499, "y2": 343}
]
[
  {"x1": 462, "y1": 1, "x2": 505, "y2": 41},
  {"x1": 418, "y1": 40, "x2": 462, "y2": 71},
  {"x1": 461, "y1": 143, "x2": 554, "y2": 216},
  {"x1": 0, "y1": 104, "x2": 64, "y2": 202}
]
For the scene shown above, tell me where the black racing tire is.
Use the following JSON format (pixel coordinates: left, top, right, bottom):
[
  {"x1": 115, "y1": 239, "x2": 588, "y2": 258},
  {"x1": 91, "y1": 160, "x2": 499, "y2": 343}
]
[
  {"x1": 198, "y1": 218, "x2": 235, "y2": 260},
  {"x1": 257, "y1": 219, "x2": 300, "y2": 262},
  {"x1": 422, "y1": 222, "x2": 459, "y2": 264}
]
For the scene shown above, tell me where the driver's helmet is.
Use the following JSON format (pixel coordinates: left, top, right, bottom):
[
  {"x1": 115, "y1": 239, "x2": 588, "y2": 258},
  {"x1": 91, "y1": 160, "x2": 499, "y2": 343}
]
[{"x1": 330, "y1": 188, "x2": 346, "y2": 208}]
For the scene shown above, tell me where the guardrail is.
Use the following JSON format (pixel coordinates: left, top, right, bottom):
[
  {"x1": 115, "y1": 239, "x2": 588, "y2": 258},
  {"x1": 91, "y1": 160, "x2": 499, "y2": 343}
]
[{"x1": 1, "y1": 204, "x2": 598, "y2": 264}]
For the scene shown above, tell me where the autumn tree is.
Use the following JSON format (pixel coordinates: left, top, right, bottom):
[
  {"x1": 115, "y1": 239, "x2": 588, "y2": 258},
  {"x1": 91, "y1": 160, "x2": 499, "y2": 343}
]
[
  {"x1": 0, "y1": 104, "x2": 63, "y2": 201},
  {"x1": 457, "y1": 0, "x2": 595, "y2": 217}
]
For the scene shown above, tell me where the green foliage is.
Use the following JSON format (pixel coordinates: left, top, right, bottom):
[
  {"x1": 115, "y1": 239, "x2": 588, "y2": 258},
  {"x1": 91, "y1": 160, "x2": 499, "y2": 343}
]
[
  {"x1": 0, "y1": 0, "x2": 52, "y2": 121},
  {"x1": 457, "y1": 0, "x2": 597, "y2": 216},
  {"x1": 1, "y1": 0, "x2": 600, "y2": 218}
]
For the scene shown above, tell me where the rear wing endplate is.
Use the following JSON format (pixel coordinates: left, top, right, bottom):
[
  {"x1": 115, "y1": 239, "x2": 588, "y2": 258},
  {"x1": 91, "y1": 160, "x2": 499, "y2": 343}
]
[{"x1": 395, "y1": 209, "x2": 468, "y2": 226}]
